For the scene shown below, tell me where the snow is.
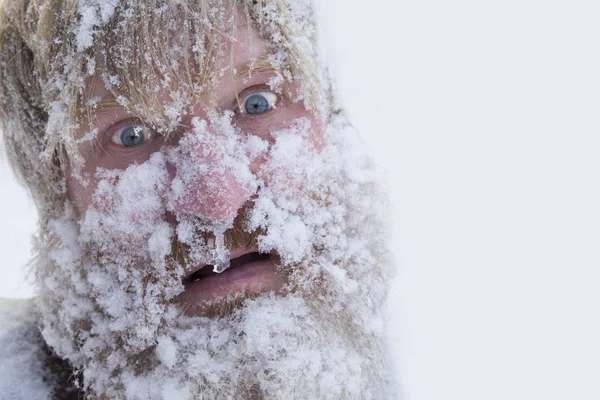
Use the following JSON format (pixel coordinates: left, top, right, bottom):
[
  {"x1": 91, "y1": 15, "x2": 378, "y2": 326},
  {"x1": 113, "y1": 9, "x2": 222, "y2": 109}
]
[
  {"x1": 0, "y1": 0, "x2": 401, "y2": 397},
  {"x1": 5, "y1": 0, "x2": 599, "y2": 400},
  {"x1": 156, "y1": 336, "x2": 178, "y2": 369},
  {"x1": 76, "y1": 1, "x2": 119, "y2": 51},
  {"x1": 42, "y1": 107, "x2": 390, "y2": 397},
  {"x1": 0, "y1": 299, "x2": 52, "y2": 400},
  {"x1": 0, "y1": 2, "x2": 397, "y2": 398}
]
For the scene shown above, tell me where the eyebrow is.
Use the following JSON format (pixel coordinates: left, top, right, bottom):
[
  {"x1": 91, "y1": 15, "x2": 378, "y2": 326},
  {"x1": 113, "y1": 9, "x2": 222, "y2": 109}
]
[
  {"x1": 81, "y1": 53, "x2": 279, "y2": 125},
  {"x1": 233, "y1": 54, "x2": 277, "y2": 80},
  {"x1": 85, "y1": 99, "x2": 123, "y2": 119},
  {"x1": 77, "y1": 98, "x2": 127, "y2": 140}
]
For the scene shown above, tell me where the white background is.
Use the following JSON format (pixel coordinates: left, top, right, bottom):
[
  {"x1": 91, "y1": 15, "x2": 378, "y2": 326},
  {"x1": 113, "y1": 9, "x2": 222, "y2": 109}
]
[{"x1": 2, "y1": 1, "x2": 600, "y2": 399}]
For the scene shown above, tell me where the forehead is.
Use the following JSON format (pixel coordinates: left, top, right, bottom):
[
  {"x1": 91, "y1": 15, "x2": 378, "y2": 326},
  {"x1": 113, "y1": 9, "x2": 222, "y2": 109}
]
[{"x1": 81, "y1": 8, "x2": 273, "y2": 125}]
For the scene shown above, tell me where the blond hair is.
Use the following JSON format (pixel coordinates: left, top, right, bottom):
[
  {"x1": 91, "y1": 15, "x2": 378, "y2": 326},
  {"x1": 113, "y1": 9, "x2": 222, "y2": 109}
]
[{"x1": 0, "y1": 0, "x2": 329, "y2": 219}]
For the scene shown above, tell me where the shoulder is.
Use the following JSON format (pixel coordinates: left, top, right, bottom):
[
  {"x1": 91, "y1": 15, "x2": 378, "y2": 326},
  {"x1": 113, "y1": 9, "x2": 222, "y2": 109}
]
[{"x1": 0, "y1": 298, "x2": 54, "y2": 400}]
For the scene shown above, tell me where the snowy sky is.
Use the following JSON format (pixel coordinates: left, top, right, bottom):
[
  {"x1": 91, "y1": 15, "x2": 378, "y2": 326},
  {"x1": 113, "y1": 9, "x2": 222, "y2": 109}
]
[{"x1": 2, "y1": 1, "x2": 600, "y2": 399}]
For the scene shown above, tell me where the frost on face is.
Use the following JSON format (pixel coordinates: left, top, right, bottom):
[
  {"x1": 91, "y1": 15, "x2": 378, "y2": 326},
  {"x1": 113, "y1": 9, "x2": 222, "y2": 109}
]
[
  {"x1": 166, "y1": 112, "x2": 265, "y2": 273},
  {"x1": 247, "y1": 118, "x2": 319, "y2": 266},
  {"x1": 22, "y1": 1, "x2": 397, "y2": 399},
  {"x1": 39, "y1": 112, "x2": 394, "y2": 398}
]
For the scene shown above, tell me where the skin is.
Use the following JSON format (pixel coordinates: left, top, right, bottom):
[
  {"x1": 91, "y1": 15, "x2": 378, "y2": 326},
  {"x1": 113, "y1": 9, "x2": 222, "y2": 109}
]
[{"x1": 65, "y1": 12, "x2": 323, "y2": 313}]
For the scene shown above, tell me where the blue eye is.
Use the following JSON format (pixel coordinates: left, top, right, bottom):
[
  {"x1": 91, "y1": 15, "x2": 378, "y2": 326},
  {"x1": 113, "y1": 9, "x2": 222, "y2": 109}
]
[
  {"x1": 111, "y1": 124, "x2": 151, "y2": 147},
  {"x1": 242, "y1": 92, "x2": 277, "y2": 115}
]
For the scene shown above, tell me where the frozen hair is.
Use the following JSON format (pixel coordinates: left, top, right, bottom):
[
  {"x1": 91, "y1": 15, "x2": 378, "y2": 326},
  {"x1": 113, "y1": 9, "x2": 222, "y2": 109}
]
[{"x1": 0, "y1": 0, "x2": 331, "y2": 219}]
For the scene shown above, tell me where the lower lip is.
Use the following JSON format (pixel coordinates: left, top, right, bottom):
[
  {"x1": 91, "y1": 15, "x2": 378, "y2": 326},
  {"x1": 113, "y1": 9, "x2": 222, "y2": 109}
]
[{"x1": 177, "y1": 256, "x2": 286, "y2": 309}]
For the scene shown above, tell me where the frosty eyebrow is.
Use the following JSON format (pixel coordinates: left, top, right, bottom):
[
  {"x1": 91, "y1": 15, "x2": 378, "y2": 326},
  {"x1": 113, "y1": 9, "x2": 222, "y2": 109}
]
[
  {"x1": 85, "y1": 56, "x2": 278, "y2": 119},
  {"x1": 233, "y1": 55, "x2": 277, "y2": 80},
  {"x1": 86, "y1": 99, "x2": 123, "y2": 119}
]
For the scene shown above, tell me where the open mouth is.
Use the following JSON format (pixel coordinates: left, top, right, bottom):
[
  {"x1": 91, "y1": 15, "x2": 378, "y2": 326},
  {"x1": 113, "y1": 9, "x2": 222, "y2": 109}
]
[
  {"x1": 176, "y1": 248, "x2": 286, "y2": 312},
  {"x1": 182, "y1": 251, "x2": 272, "y2": 286}
]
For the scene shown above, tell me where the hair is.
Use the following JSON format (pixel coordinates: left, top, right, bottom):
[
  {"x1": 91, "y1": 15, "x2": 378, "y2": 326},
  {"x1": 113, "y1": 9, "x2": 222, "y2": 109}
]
[{"x1": 0, "y1": 0, "x2": 329, "y2": 221}]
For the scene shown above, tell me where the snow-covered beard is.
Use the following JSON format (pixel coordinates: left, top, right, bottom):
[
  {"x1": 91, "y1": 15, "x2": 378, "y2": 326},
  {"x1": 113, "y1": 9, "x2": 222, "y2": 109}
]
[{"x1": 36, "y1": 114, "x2": 394, "y2": 399}]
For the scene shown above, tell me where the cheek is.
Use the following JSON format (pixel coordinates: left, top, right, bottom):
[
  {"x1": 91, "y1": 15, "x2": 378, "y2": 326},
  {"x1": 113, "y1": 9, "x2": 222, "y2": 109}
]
[
  {"x1": 278, "y1": 107, "x2": 324, "y2": 149},
  {"x1": 66, "y1": 161, "x2": 97, "y2": 216},
  {"x1": 246, "y1": 107, "x2": 324, "y2": 173},
  {"x1": 255, "y1": 121, "x2": 323, "y2": 202},
  {"x1": 66, "y1": 152, "x2": 172, "y2": 234}
]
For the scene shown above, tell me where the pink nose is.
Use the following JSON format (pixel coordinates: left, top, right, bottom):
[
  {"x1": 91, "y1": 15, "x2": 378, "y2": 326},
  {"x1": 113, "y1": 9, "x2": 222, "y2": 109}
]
[
  {"x1": 168, "y1": 130, "x2": 257, "y2": 223},
  {"x1": 172, "y1": 168, "x2": 253, "y2": 223}
]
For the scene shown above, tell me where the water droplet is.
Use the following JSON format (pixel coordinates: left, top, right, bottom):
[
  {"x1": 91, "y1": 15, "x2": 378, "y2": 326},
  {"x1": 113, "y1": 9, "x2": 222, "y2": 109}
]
[
  {"x1": 213, "y1": 258, "x2": 230, "y2": 274},
  {"x1": 213, "y1": 228, "x2": 230, "y2": 274}
]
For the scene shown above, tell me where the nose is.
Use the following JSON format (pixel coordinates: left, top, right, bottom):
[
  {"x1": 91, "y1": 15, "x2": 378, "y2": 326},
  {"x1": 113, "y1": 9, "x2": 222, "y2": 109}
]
[
  {"x1": 173, "y1": 170, "x2": 253, "y2": 223},
  {"x1": 168, "y1": 127, "x2": 257, "y2": 224}
]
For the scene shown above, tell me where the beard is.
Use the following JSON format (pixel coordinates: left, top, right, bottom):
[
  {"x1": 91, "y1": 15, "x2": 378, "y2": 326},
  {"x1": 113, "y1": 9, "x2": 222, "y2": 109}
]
[{"x1": 36, "y1": 114, "x2": 395, "y2": 399}]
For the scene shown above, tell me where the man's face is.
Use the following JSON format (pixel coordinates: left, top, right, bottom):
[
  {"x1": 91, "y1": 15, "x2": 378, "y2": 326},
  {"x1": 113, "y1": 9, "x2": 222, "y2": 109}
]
[
  {"x1": 66, "y1": 13, "x2": 321, "y2": 311},
  {"x1": 39, "y1": 6, "x2": 393, "y2": 399}
]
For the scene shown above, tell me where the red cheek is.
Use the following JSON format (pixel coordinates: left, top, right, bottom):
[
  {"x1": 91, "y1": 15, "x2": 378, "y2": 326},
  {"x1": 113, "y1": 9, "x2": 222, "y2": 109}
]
[
  {"x1": 259, "y1": 117, "x2": 324, "y2": 189},
  {"x1": 66, "y1": 161, "x2": 96, "y2": 217}
]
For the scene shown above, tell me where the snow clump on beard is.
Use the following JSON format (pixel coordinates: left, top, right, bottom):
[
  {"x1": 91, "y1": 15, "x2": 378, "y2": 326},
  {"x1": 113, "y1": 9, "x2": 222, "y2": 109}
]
[
  {"x1": 38, "y1": 112, "x2": 393, "y2": 399},
  {"x1": 0, "y1": 0, "x2": 397, "y2": 396}
]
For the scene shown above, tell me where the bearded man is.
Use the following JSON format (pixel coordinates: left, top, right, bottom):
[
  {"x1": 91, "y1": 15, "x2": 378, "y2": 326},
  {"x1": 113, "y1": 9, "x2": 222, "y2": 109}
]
[{"x1": 0, "y1": 0, "x2": 398, "y2": 398}]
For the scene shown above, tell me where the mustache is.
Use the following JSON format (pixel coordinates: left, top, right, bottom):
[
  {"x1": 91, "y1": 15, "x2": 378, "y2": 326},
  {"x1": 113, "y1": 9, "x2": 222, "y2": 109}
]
[{"x1": 169, "y1": 206, "x2": 266, "y2": 269}]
